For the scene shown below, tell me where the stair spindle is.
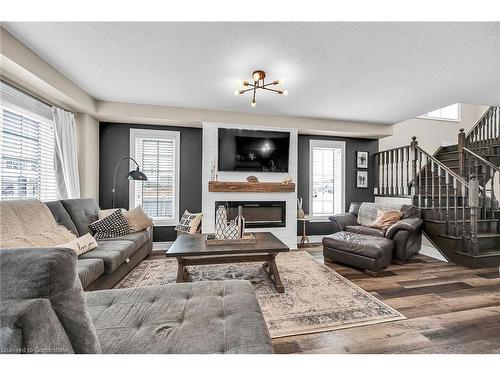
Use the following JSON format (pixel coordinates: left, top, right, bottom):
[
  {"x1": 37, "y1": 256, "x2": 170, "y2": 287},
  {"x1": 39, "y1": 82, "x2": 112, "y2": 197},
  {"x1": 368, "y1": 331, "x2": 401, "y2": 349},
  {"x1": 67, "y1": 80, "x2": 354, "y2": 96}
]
[{"x1": 445, "y1": 171, "x2": 450, "y2": 235}]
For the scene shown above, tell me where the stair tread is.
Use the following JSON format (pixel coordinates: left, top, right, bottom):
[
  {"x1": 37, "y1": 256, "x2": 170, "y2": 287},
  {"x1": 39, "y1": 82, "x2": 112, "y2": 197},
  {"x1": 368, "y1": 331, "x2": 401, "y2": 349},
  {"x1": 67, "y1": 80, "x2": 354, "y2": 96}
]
[
  {"x1": 455, "y1": 249, "x2": 500, "y2": 258},
  {"x1": 425, "y1": 218, "x2": 499, "y2": 223},
  {"x1": 438, "y1": 233, "x2": 500, "y2": 240}
]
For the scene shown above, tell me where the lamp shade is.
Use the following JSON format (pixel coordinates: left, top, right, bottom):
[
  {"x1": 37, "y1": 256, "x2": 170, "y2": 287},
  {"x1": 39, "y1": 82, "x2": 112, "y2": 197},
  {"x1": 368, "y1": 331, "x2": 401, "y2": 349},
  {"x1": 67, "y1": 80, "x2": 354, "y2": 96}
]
[{"x1": 127, "y1": 168, "x2": 148, "y2": 181}]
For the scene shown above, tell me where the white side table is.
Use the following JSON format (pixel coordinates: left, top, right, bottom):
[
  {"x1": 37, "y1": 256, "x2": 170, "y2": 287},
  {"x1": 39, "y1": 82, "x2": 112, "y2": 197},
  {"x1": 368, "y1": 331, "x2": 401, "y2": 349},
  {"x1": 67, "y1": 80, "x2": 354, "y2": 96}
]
[{"x1": 297, "y1": 216, "x2": 311, "y2": 247}]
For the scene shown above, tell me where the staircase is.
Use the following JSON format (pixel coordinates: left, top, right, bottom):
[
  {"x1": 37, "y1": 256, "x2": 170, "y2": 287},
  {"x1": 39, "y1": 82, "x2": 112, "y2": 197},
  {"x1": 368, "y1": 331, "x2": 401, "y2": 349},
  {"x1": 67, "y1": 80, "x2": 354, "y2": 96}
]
[{"x1": 374, "y1": 106, "x2": 500, "y2": 267}]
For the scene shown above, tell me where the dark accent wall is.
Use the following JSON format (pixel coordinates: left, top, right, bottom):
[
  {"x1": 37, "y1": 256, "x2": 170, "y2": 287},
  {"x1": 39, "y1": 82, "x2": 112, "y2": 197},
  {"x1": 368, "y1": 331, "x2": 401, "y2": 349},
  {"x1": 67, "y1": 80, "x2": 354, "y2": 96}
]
[
  {"x1": 297, "y1": 135, "x2": 378, "y2": 236},
  {"x1": 99, "y1": 122, "x2": 202, "y2": 242}
]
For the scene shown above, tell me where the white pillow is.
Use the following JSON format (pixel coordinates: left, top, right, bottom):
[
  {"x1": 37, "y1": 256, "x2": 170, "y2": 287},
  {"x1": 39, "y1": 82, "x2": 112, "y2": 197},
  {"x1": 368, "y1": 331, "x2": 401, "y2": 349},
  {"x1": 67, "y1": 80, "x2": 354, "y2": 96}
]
[
  {"x1": 175, "y1": 210, "x2": 203, "y2": 234},
  {"x1": 98, "y1": 208, "x2": 125, "y2": 221},
  {"x1": 59, "y1": 233, "x2": 98, "y2": 256}
]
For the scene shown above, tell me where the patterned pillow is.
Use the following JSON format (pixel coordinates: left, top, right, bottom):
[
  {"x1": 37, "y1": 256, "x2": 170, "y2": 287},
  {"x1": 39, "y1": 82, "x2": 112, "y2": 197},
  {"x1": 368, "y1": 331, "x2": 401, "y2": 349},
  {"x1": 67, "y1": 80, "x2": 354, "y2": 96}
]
[
  {"x1": 175, "y1": 210, "x2": 203, "y2": 234},
  {"x1": 88, "y1": 209, "x2": 130, "y2": 239}
]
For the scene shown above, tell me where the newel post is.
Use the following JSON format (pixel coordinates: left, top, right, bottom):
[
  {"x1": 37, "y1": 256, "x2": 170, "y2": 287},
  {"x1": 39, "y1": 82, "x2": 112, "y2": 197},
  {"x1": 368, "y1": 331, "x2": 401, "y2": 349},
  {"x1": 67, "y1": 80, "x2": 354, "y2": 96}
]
[
  {"x1": 458, "y1": 128, "x2": 466, "y2": 177},
  {"x1": 468, "y1": 175, "x2": 480, "y2": 256},
  {"x1": 410, "y1": 136, "x2": 418, "y2": 197}
]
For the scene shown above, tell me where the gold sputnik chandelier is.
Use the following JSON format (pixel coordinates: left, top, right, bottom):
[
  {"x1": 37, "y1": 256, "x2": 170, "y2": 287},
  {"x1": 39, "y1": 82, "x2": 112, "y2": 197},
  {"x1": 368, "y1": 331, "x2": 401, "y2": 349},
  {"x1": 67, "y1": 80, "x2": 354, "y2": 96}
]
[{"x1": 234, "y1": 70, "x2": 288, "y2": 107}]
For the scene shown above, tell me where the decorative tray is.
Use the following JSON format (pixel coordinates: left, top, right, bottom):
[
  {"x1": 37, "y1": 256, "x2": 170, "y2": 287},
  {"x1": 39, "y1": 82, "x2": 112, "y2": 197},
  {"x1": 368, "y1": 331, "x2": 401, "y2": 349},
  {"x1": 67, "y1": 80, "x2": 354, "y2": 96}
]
[{"x1": 205, "y1": 233, "x2": 255, "y2": 245}]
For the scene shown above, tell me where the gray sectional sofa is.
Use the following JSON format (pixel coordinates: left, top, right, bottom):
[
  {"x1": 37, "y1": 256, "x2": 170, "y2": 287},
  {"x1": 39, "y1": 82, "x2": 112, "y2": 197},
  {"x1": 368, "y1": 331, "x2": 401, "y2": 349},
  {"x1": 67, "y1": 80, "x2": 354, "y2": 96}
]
[
  {"x1": 0, "y1": 198, "x2": 274, "y2": 354},
  {"x1": 44, "y1": 198, "x2": 152, "y2": 290},
  {"x1": 0, "y1": 247, "x2": 273, "y2": 353}
]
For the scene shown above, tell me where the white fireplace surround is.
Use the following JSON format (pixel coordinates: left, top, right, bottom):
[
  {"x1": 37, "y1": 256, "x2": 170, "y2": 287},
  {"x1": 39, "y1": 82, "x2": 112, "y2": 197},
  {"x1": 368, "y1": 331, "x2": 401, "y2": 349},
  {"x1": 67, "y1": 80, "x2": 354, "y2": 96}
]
[{"x1": 201, "y1": 122, "x2": 298, "y2": 249}]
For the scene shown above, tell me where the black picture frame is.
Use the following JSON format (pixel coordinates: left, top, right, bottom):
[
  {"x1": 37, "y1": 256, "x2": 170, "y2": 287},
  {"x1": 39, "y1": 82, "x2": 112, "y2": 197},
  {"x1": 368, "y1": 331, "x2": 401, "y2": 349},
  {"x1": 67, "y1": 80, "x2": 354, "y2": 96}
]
[
  {"x1": 356, "y1": 170, "x2": 368, "y2": 188},
  {"x1": 356, "y1": 151, "x2": 369, "y2": 169}
]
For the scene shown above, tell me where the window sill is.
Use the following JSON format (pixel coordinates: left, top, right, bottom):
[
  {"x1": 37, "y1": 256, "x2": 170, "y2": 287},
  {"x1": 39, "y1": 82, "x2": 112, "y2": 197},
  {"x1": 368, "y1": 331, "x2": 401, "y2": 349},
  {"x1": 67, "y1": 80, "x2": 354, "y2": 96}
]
[{"x1": 152, "y1": 220, "x2": 178, "y2": 227}]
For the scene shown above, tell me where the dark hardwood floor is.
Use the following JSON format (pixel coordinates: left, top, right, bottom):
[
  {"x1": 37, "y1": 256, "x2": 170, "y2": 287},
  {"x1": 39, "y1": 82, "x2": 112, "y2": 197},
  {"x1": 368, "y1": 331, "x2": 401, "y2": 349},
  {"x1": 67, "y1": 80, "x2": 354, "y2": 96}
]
[{"x1": 272, "y1": 246, "x2": 500, "y2": 354}]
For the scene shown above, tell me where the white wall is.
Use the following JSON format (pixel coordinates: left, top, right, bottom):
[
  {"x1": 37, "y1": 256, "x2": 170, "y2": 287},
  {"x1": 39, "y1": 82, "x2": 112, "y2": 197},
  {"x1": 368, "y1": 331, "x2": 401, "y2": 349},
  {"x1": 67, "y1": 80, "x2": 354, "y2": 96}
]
[
  {"x1": 379, "y1": 103, "x2": 489, "y2": 153},
  {"x1": 75, "y1": 113, "x2": 99, "y2": 200},
  {"x1": 201, "y1": 122, "x2": 298, "y2": 249}
]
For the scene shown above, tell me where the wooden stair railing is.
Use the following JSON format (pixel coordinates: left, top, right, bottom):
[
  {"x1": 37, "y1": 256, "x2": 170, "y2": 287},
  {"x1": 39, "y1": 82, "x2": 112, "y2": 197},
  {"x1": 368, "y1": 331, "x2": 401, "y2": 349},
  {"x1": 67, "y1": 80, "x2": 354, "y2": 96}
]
[
  {"x1": 458, "y1": 107, "x2": 500, "y2": 220},
  {"x1": 462, "y1": 147, "x2": 499, "y2": 219},
  {"x1": 464, "y1": 106, "x2": 500, "y2": 156},
  {"x1": 375, "y1": 136, "x2": 482, "y2": 255}
]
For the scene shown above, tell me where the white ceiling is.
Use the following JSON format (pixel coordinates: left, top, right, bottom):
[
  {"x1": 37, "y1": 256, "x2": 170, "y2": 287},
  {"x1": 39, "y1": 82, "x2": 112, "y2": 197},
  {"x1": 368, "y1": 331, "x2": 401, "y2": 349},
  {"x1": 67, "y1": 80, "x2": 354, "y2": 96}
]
[{"x1": 3, "y1": 22, "x2": 500, "y2": 124}]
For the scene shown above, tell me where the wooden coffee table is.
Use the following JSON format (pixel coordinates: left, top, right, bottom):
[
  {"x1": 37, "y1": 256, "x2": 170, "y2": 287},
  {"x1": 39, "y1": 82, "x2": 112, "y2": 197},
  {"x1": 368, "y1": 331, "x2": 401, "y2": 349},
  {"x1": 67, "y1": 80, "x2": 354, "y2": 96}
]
[{"x1": 166, "y1": 232, "x2": 289, "y2": 293}]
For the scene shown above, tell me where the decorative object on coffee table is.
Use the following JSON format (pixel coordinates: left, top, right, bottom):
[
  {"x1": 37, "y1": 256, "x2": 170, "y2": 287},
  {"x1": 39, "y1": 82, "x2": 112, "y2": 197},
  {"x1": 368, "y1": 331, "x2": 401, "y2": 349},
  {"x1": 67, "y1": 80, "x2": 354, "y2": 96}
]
[
  {"x1": 205, "y1": 232, "x2": 255, "y2": 245},
  {"x1": 356, "y1": 151, "x2": 369, "y2": 168},
  {"x1": 297, "y1": 197, "x2": 305, "y2": 218},
  {"x1": 356, "y1": 170, "x2": 368, "y2": 188},
  {"x1": 235, "y1": 205, "x2": 246, "y2": 238},
  {"x1": 111, "y1": 157, "x2": 147, "y2": 208},
  {"x1": 246, "y1": 175, "x2": 259, "y2": 183},
  {"x1": 225, "y1": 220, "x2": 240, "y2": 239},
  {"x1": 297, "y1": 215, "x2": 310, "y2": 247},
  {"x1": 167, "y1": 232, "x2": 289, "y2": 293},
  {"x1": 215, "y1": 205, "x2": 227, "y2": 239}
]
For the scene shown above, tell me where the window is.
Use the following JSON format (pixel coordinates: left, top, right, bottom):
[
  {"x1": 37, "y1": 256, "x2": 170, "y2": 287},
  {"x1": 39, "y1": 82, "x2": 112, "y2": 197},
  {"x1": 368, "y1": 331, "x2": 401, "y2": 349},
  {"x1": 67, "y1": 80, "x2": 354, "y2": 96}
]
[
  {"x1": 309, "y1": 140, "x2": 345, "y2": 218},
  {"x1": 129, "y1": 129, "x2": 180, "y2": 226},
  {"x1": 418, "y1": 103, "x2": 461, "y2": 122},
  {"x1": 0, "y1": 82, "x2": 57, "y2": 202}
]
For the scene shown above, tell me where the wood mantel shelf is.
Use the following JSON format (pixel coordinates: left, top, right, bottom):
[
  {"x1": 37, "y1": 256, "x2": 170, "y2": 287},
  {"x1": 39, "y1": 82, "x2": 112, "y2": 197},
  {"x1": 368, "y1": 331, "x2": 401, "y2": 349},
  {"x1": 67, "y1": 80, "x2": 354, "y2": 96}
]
[{"x1": 208, "y1": 181, "x2": 295, "y2": 193}]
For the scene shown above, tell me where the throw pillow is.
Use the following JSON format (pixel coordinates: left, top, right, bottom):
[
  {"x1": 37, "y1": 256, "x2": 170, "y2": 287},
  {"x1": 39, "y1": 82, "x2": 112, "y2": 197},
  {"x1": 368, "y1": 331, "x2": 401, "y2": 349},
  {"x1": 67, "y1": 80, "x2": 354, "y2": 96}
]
[
  {"x1": 123, "y1": 206, "x2": 153, "y2": 232},
  {"x1": 175, "y1": 210, "x2": 203, "y2": 234},
  {"x1": 88, "y1": 209, "x2": 130, "y2": 239},
  {"x1": 58, "y1": 233, "x2": 98, "y2": 256},
  {"x1": 369, "y1": 209, "x2": 402, "y2": 230},
  {"x1": 98, "y1": 208, "x2": 125, "y2": 220}
]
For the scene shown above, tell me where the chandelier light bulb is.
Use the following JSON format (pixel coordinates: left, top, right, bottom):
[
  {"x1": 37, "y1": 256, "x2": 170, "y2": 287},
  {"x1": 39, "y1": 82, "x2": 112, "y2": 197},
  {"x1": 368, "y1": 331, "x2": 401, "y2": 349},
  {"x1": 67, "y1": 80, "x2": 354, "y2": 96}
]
[
  {"x1": 279, "y1": 78, "x2": 285, "y2": 84},
  {"x1": 243, "y1": 80, "x2": 250, "y2": 86},
  {"x1": 283, "y1": 90, "x2": 289, "y2": 96},
  {"x1": 251, "y1": 100, "x2": 257, "y2": 108},
  {"x1": 234, "y1": 90, "x2": 240, "y2": 96}
]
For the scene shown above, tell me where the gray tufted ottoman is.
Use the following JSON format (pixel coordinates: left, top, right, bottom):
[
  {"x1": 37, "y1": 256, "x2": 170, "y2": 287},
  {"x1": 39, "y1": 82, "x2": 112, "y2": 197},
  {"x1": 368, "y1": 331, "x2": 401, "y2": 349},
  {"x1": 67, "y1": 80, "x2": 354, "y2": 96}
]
[
  {"x1": 86, "y1": 280, "x2": 273, "y2": 353},
  {"x1": 322, "y1": 231, "x2": 394, "y2": 276}
]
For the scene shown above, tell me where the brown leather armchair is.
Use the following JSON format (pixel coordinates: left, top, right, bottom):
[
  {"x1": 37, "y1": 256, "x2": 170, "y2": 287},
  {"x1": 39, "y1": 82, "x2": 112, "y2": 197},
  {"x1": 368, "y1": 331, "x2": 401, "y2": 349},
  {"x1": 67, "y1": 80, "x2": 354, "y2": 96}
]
[{"x1": 327, "y1": 202, "x2": 423, "y2": 264}]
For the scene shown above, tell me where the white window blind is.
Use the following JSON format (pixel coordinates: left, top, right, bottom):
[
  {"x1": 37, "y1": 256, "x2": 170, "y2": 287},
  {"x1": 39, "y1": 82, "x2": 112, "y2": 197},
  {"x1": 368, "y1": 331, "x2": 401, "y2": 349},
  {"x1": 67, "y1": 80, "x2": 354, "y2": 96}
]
[
  {"x1": 418, "y1": 103, "x2": 461, "y2": 122},
  {"x1": 0, "y1": 84, "x2": 57, "y2": 202},
  {"x1": 310, "y1": 140, "x2": 345, "y2": 217},
  {"x1": 130, "y1": 129, "x2": 180, "y2": 225}
]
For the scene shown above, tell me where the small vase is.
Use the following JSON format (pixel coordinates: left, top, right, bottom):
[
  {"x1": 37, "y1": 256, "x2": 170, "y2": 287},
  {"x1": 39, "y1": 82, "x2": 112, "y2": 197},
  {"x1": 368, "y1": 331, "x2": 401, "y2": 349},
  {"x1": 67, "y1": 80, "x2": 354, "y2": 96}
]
[
  {"x1": 226, "y1": 221, "x2": 239, "y2": 239},
  {"x1": 297, "y1": 198, "x2": 305, "y2": 219},
  {"x1": 215, "y1": 205, "x2": 227, "y2": 239},
  {"x1": 235, "y1": 205, "x2": 246, "y2": 238}
]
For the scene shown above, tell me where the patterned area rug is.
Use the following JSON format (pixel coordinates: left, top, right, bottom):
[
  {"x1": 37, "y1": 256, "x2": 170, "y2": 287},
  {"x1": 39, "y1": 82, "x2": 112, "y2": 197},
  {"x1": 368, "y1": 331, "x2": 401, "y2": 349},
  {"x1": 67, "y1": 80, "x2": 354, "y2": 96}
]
[{"x1": 115, "y1": 250, "x2": 405, "y2": 338}]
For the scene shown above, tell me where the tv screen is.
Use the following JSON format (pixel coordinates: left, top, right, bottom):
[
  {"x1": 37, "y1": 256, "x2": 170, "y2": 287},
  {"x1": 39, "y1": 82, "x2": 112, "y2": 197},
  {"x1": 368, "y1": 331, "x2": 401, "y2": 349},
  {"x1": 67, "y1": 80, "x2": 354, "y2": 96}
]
[{"x1": 218, "y1": 129, "x2": 290, "y2": 172}]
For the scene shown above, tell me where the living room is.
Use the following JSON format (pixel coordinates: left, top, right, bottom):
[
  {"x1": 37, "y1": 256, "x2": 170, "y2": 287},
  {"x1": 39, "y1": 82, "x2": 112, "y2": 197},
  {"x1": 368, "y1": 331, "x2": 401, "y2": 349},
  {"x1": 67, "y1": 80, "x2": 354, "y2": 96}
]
[{"x1": 1, "y1": 1, "x2": 500, "y2": 373}]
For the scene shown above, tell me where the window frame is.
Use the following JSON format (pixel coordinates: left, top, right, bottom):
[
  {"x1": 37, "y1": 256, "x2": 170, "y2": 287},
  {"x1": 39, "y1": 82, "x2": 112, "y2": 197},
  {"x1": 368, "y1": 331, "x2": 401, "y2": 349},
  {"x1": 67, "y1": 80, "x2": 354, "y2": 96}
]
[
  {"x1": 0, "y1": 100, "x2": 58, "y2": 202},
  {"x1": 129, "y1": 128, "x2": 181, "y2": 226},
  {"x1": 309, "y1": 139, "x2": 346, "y2": 220},
  {"x1": 417, "y1": 103, "x2": 462, "y2": 122}
]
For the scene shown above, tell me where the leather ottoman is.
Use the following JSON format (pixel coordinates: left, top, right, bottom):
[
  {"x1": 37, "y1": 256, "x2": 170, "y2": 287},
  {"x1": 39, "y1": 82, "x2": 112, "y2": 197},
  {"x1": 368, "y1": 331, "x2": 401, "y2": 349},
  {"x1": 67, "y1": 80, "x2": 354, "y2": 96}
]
[{"x1": 322, "y1": 231, "x2": 394, "y2": 276}]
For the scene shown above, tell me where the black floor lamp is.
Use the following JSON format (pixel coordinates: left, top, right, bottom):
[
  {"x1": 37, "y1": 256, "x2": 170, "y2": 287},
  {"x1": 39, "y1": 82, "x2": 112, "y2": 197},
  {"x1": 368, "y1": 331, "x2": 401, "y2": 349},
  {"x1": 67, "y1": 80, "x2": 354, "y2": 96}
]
[{"x1": 112, "y1": 157, "x2": 147, "y2": 208}]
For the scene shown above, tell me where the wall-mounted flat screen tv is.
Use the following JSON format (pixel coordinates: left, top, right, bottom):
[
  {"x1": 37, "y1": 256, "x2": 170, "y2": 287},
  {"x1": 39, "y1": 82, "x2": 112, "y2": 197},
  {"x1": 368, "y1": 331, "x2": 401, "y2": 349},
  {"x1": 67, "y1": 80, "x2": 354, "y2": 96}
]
[{"x1": 218, "y1": 128, "x2": 290, "y2": 172}]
